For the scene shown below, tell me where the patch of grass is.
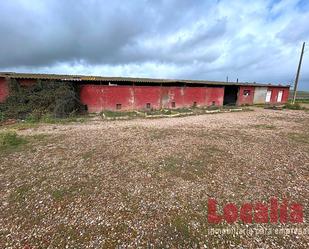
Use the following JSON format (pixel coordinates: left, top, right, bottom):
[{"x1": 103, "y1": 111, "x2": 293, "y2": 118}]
[
  {"x1": 100, "y1": 110, "x2": 140, "y2": 119},
  {"x1": 0, "y1": 131, "x2": 50, "y2": 155},
  {"x1": 283, "y1": 103, "x2": 305, "y2": 110},
  {"x1": 9, "y1": 122, "x2": 40, "y2": 130},
  {"x1": 0, "y1": 131, "x2": 27, "y2": 150},
  {"x1": 29, "y1": 134, "x2": 50, "y2": 142},
  {"x1": 51, "y1": 182, "x2": 92, "y2": 201},
  {"x1": 161, "y1": 146, "x2": 224, "y2": 181},
  {"x1": 145, "y1": 109, "x2": 172, "y2": 115},
  {"x1": 148, "y1": 128, "x2": 175, "y2": 140},
  {"x1": 173, "y1": 108, "x2": 192, "y2": 113},
  {"x1": 9, "y1": 184, "x2": 32, "y2": 203},
  {"x1": 295, "y1": 98, "x2": 309, "y2": 103},
  {"x1": 170, "y1": 215, "x2": 191, "y2": 239},
  {"x1": 253, "y1": 103, "x2": 267, "y2": 107},
  {"x1": 81, "y1": 150, "x2": 95, "y2": 160},
  {"x1": 23, "y1": 113, "x2": 88, "y2": 124},
  {"x1": 161, "y1": 156, "x2": 203, "y2": 181},
  {"x1": 252, "y1": 124, "x2": 277, "y2": 130},
  {"x1": 222, "y1": 105, "x2": 239, "y2": 109},
  {"x1": 51, "y1": 189, "x2": 69, "y2": 201},
  {"x1": 288, "y1": 132, "x2": 309, "y2": 144},
  {"x1": 0, "y1": 114, "x2": 88, "y2": 131},
  {"x1": 98, "y1": 106, "x2": 251, "y2": 120}
]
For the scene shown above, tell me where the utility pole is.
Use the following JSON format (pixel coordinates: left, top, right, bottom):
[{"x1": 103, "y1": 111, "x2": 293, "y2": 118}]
[{"x1": 292, "y1": 42, "x2": 305, "y2": 104}]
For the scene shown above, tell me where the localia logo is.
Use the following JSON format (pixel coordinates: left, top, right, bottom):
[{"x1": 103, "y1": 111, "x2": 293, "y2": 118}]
[{"x1": 207, "y1": 198, "x2": 303, "y2": 224}]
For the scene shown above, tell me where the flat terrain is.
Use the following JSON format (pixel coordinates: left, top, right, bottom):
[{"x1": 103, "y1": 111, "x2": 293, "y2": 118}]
[{"x1": 1, "y1": 108, "x2": 308, "y2": 248}]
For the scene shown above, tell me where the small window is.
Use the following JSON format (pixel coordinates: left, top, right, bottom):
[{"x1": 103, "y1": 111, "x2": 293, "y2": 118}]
[
  {"x1": 146, "y1": 103, "x2": 151, "y2": 109},
  {"x1": 116, "y1": 103, "x2": 122, "y2": 110},
  {"x1": 243, "y1": 90, "x2": 251, "y2": 96},
  {"x1": 212, "y1": 101, "x2": 216, "y2": 106},
  {"x1": 171, "y1": 102, "x2": 176, "y2": 108}
]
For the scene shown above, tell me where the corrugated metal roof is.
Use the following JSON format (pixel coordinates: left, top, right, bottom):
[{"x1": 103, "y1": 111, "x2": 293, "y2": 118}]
[{"x1": 0, "y1": 72, "x2": 290, "y2": 88}]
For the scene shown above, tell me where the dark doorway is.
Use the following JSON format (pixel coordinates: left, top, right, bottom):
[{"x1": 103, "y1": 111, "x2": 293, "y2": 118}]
[{"x1": 223, "y1": 86, "x2": 239, "y2": 105}]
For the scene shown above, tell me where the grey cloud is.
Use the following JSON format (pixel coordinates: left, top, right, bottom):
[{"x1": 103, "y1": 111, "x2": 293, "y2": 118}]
[
  {"x1": 0, "y1": 0, "x2": 151, "y2": 66},
  {"x1": 0, "y1": 0, "x2": 308, "y2": 90},
  {"x1": 0, "y1": 0, "x2": 222, "y2": 67}
]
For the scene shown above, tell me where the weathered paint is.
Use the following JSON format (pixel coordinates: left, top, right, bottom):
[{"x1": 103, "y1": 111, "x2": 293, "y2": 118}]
[
  {"x1": 237, "y1": 86, "x2": 255, "y2": 105},
  {"x1": 205, "y1": 87, "x2": 224, "y2": 106},
  {"x1": 253, "y1": 87, "x2": 268, "y2": 104},
  {"x1": 1, "y1": 77, "x2": 290, "y2": 111},
  {"x1": 183, "y1": 87, "x2": 207, "y2": 107},
  {"x1": 79, "y1": 85, "x2": 134, "y2": 112},
  {"x1": 102, "y1": 86, "x2": 134, "y2": 111},
  {"x1": 134, "y1": 86, "x2": 161, "y2": 110},
  {"x1": 161, "y1": 87, "x2": 185, "y2": 108},
  {"x1": 79, "y1": 85, "x2": 225, "y2": 112},
  {"x1": 0, "y1": 77, "x2": 9, "y2": 103},
  {"x1": 267, "y1": 87, "x2": 289, "y2": 104}
]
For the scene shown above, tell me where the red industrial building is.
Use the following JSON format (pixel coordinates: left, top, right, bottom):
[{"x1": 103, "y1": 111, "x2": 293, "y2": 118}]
[{"x1": 0, "y1": 72, "x2": 290, "y2": 112}]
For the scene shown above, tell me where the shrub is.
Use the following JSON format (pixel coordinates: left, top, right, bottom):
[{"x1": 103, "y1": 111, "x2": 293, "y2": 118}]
[
  {"x1": 0, "y1": 111, "x2": 4, "y2": 122},
  {"x1": 1, "y1": 79, "x2": 82, "y2": 120},
  {"x1": 284, "y1": 103, "x2": 304, "y2": 110}
]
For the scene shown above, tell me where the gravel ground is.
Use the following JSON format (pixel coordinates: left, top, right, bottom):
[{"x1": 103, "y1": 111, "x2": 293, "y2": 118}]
[{"x1": 1, "y1": 108, "x2": 308, "y2": 248}]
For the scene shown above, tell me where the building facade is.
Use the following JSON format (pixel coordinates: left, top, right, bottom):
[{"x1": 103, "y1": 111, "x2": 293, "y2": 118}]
[{"x1": 0, "y1": 73, "x2": 290, "y2": 112}]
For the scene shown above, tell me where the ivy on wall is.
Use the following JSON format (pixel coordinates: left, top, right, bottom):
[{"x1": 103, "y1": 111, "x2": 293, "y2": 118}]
[{"x1": 0, "y1": 79, "x2": 83, "y2": 120}]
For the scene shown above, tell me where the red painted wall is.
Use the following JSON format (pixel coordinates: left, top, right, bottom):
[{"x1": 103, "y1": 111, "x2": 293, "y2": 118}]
[
  {"x1": 79, "y1": 85, "x2": 134, "y2": 112},
  {"x1": 102, "y1": 86, "x2": 134, "y2": 111},
  {"x1": 161, "y1": 87, "x2": 223, "y2": 108},
  {"x1": 205, "y1": 87, "x2": 224, "y2": 106},
  {"x1": 134, "y1": 86, "x2": 161, "y2": 110},
  {"x1": 237, "y1": 86, "x2": 255, "y2": 105},
  {"x1": 79, "y1": 85, "x2": 225, "y2": 112},
  {"x1": 183, "y1": 87, "x2": 207, "y2": 107},
  {"x1": 161, "y1": 87, "x2": 183, "y2": 108},
  {"x1": 0, "y1": 77, "x2": 9, "y2": 103},
  {"x1": 267, "y1": 87, "x2": 289, "y2": 104}
]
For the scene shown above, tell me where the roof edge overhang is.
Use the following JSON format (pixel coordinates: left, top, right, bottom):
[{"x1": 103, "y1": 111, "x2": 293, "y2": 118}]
[{"x1": 0, "y1": 72, "x2": 291, "y2": 88}]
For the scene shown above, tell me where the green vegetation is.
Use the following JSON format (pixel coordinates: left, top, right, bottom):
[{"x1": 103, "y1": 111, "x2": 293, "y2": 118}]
[
  {"x1": 170, "y1": 215, "x2": 191, "y2": 239},
  {"x1": 289, "y1": 90, "x2": 309, "y2": 100},
  {"x1": 146, "y1": 109, "x2": 173, "y2": 115},
  {"x1": 0, "y1": 130, "x2": 50, "y2": 155},
  {"x1": 161, "y1": 146, "x2": 224, "y2": 181},
  {"x1": 98, "y1": 106, "x2": 245, "y2": 120},
  {"x1": 283, "y1": 103, "x2": 305, "y2": 110},
  {"x1": 51, "y1": 181, "x2": 93, "y2": 201},
  {"x1": 25, "y1": 113, "x2": 87, "y2": 124},
  {"x1": 0, "y1": 131, "x2": 27, "y2": 150},
  {"x1": 9, "y1": 184, "x2": 33, "y2": 203},
  {"x1": 0, "y1": 111, "x2": 5, "y2": 122},
  {"x1": 288, "y1": 132, "x2": 309, "y2": 144},
  {"x1": 0, "y1": 79, "x2": 84, "y2": 122},
  {"x1": 253, "y1": 124, "x2": 277, "y2": 130},
  {"x1": 100, "y1": 110, "x2": 141, "y2": 119},
  {"x1": 294, "y1": 98, "x2": 309, "y2": 103}
]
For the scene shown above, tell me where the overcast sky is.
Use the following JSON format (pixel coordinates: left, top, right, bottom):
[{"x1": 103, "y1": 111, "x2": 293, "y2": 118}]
[{"x1": 0, "y1": 0, "x2": 308, "y2": 90}]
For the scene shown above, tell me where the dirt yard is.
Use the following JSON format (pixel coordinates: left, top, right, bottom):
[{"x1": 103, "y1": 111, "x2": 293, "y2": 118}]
[{"x1": 1, "y1": 108, "x2": 308, "y2": 248}]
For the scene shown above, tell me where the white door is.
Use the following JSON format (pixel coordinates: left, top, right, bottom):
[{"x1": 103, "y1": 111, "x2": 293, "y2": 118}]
[
  {"x1": 277, "y1": 91, "x2": 283, "y2": 102},
  {"x1": 266, "y1": 91, "x2": 272, "y2": 103}
]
